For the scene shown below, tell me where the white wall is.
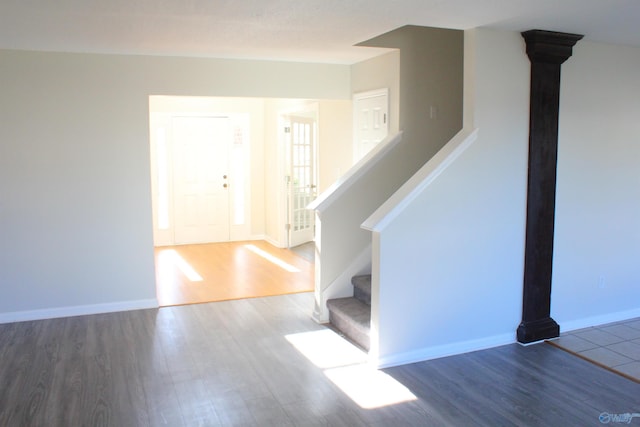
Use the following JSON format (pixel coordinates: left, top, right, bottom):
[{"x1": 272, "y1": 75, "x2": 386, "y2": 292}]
[
  {"x1": 373, "y1": 28, "x2": 529, "y2": 366},
  {"x1": 372, "y1": 28, "x2": 640, "y2": 367},
  {"x1": 552, "y1": 41, "x2": 640, "y2": 328},
  {"x1": 0, "y1": 49, "x2": 350, "y2": 320}
]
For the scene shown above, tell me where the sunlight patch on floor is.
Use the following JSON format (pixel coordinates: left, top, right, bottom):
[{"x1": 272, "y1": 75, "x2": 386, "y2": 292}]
[
  {"x1": 158, "y1": 249, "x2": 203, "y2": 282},
  {"x1": 285, "y1": 329, "x2": 367, "y2": 369},
  {"x1": 285, "y1": 329, "x2": 417, "y2": 409},
  {"x1": 325, "y1": 364, "x2": 417, "y2": 409},
  {"x1": 244, "y1": 244, "x2": 300, "y2": 273}
]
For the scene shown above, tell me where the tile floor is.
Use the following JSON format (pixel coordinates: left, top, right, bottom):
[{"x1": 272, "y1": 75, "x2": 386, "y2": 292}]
[{"x1": 549, "y1": 317, "x2": 640, "y2": 382}]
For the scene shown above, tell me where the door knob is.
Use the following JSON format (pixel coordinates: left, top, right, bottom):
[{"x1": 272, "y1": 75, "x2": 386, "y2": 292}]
[
  {"x1": 223, "y1": 175, "x2": 227, "y2": 179},
  {"x1": 223, "y1": 183, "x2": 228, "y2": 188}
]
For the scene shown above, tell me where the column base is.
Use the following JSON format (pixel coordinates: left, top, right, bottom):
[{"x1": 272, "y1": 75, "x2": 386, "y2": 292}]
[{"x1": 517, "y1": 317, "x2": 560, "y2": 344}]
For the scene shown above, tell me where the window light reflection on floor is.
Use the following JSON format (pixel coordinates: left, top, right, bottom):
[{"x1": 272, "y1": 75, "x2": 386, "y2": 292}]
[
  {"x1": 285, "y1": 329, "x2": 417, "y2": 409},
  {"x1": 285, "y1": 329, "x2": 367, "y2": 369},
  {"x1": 160, "y1": 249, "x2": 203, "y2": 282},
  {"x1": 244, "y1": 244, "x2": 300, "y2": 273},
  {"x1": 325, "y1": 364, "x2": 417, "y2": 409}
]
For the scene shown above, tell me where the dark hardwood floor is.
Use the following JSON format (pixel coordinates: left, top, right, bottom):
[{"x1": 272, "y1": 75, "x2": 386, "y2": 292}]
[{"x1": 1, "y1": 292, "x2": 638, "y2": 426}]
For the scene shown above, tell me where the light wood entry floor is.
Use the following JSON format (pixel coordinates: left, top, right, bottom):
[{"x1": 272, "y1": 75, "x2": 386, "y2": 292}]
[{"x1": 155, "y1": 240, "x2": 314, "y2": 306}]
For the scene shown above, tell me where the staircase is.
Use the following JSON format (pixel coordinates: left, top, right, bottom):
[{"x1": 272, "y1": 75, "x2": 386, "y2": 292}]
[{"x1": 326, "y1": 274, "x2": 372, "y2": 351}]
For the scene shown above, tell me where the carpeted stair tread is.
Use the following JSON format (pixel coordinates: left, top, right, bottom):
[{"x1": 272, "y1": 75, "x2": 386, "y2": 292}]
[
  {"x1": 326, "y1": 297, "x2": 371, "y2": 351},
  {"x1": 351, "y1": 274, "x2": 371, "y2": 306}
]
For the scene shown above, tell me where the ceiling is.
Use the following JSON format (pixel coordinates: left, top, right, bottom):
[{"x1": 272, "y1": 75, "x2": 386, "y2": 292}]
[{"x1": 1, "y1": 0, "x2": 639, "y2": 64}]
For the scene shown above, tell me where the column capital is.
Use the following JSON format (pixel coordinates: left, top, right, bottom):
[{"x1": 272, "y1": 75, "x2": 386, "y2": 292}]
[{"x1": 522, "y1": 30, "x2": 583, "y2": 64}]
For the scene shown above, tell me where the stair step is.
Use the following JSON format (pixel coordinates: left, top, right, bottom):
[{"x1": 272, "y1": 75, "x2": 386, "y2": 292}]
[
  {"x1": 352, "y1": 274, "x2": 371, "y2": 306},
  {"x1": 326, "y1": 297, "x2": 371, "y2": 351}
]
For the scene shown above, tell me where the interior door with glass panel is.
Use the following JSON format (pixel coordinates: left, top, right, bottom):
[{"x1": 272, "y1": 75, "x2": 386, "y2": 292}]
[
  {"x1": 288, "y1": 116, "x2": 317, "y2": 247},
  {"x1": 172, "y1": 116, "x2": 230, "y2": 244}
]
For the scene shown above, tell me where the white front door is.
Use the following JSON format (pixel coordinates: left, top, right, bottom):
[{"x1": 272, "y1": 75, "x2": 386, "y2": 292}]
[
  {"x1": 172, "y1": 116, "x2": 230, "y2": 244},
  {"x1": 288, "y1": 116, "x2": 317, "y2": 247},
  {"x1": 353, "y1": 88, "x2": 389, "y2": 163}
]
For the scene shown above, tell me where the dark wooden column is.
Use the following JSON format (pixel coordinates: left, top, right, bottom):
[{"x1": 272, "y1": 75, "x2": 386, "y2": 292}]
[{"x1": 517, "y1": 30, "x2": 583, "y2": 344}]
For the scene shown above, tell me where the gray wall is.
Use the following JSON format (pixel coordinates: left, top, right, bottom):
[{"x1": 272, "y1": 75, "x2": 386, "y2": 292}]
[
  {"x1": 359, "y1": 25, "x2": 464, "y2": 172},
  {"x1": 351, "y1": 50, "x2": 401, "y2": 135},
  {"x1": 312, "y1": 26, "x2": 465, "y2": 322}
]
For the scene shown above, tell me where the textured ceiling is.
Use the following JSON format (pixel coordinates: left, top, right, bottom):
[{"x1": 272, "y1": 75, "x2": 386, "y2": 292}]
[{"x1": 1, "y1": 0, "x2": 639, "y2": 64}]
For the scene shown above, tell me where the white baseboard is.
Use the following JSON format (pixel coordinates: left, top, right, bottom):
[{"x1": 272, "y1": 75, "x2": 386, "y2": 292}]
[
  {"x1": 373, "y1": 332, "x2": 516, "y2": 369},
  {"x1": 0, "y1": 298, "x2": 159, "y2": 324},
  {"x1": 558, "y1": 307, "x2": 640, "y2": 333},
  {"x1": 261, "y1": 235, "x2": 285, "y2": 248}
]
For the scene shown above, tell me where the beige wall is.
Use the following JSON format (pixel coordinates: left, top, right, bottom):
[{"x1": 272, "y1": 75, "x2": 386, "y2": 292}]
[
  {"x1": 351, "y1": 50, "x2": 400, "y2": 136},
  {"x1": 360, "y1": 25, "x2": 464, "y2": 171},
  {"x1": 0, "y1": 49, "x2": 350, "y2": 318},
  {"x1": 317, "y1": 100, "x2": 353, "y2": 192},
  {"x1": 312, "y1": 26, "x2": 464, "y2": 327}
]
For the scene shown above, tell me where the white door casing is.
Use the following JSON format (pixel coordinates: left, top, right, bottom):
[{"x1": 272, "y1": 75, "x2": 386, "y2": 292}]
[{"x1": 353, "y1": 88, "x2": 389, "y2": 163}]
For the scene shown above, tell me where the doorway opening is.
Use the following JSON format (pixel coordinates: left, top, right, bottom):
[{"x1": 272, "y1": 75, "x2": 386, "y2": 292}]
[
  {"x1": 149, "y1": 96, "x2": 327, "y2": 307},
  {"x1": 280, "y1": 107, "x2": 319, "y2": 248},
  {"x1": 149, "y1": 97, "x2": 252, "y2": 246}
]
